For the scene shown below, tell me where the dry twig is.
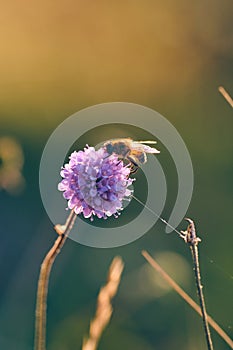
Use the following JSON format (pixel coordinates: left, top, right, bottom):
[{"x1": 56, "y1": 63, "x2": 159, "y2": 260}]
[
  {"x1": 180, "y1": 219, "x2": 214, "y2": 350},
  {"x1": 34, "y1": 210, "x2": 77, "y2": 350}
]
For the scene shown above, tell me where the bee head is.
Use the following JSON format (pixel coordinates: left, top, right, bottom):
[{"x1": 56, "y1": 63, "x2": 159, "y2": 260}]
[{"x1": 105, "y1": 142, "x2": 114, "y2": 155}]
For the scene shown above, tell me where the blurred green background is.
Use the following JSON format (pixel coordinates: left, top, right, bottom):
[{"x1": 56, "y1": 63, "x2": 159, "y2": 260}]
[{"x1": 0, "y1": 0, "x2": 233, "y2": 349}]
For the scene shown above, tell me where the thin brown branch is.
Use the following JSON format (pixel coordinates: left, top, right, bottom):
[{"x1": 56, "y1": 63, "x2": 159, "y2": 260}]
[
  {"x1": 182, "y1": 219, "x2": 213, "y2": 350},
  {"x1": 34, "y1": 209, "x2": 77, "y2": 350},
  {"x1": 142, "y1": 250, "x2": 233, "y2": 349},
  {"x1": 218, "y1": 86, "x2": 233, "y2": 108},
  {"x1": 82, "y1": 256, "x2": 124, "y2": 350}
]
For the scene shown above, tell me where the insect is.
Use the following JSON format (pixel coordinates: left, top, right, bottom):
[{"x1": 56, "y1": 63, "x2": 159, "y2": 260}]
[{"x1": 103, "y1": 138, "x2": 160, "y2": 173}]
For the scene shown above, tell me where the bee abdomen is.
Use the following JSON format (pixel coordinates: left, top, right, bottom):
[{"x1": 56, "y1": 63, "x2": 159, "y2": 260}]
[{"x1": 138, "y1": 152, "x2": 146, "y2": 163}]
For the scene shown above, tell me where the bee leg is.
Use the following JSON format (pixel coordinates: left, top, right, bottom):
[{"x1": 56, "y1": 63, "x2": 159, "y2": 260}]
[
  {"x1": 127, "y1": 156, "x2": 139, "y2": 174},
  {"x1": 103, "y1": 152, "x2": 111, "y2": 159},
  {"x1": 130, "y1": 165, "x2": 139, "y2": 174}
]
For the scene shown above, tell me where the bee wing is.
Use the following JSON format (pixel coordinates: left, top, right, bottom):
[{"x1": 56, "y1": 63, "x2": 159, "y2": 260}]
[
  {"x1": 136, "y1": 140, "x2": 157, "y2": 144},
  {"x1": 131, "y1": 142, "x2": 160, "y2": 154},
  {"x1": 141, "y1": 145, "x2": 160, "y2": 154}
]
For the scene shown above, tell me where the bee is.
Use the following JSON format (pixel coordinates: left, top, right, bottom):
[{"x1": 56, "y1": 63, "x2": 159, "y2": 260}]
[{"x1": 103, "y1": 138, "x2": 160, "y2": 173}]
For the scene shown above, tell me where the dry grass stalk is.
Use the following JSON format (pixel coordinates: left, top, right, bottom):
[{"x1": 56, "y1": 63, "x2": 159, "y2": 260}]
[
  {"x1": 218, "y1": 86, "x2": 233, "y2": 108},
  {"x1": 142, "y1": 250, "x2": 233, "y2": 349},
  {"x1": 82, "y1": 256, "x2": 124, "y2": 350}
]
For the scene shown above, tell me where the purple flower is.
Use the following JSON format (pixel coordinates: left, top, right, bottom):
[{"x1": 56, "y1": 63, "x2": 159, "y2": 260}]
[{"x1": 58, "y1": 146, "x2": 134, "y2": 220}]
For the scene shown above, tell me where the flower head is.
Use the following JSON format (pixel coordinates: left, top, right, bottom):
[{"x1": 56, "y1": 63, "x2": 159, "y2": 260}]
[{"x1": 58, "y1": 146, "x2": 134, "y2": 220}]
